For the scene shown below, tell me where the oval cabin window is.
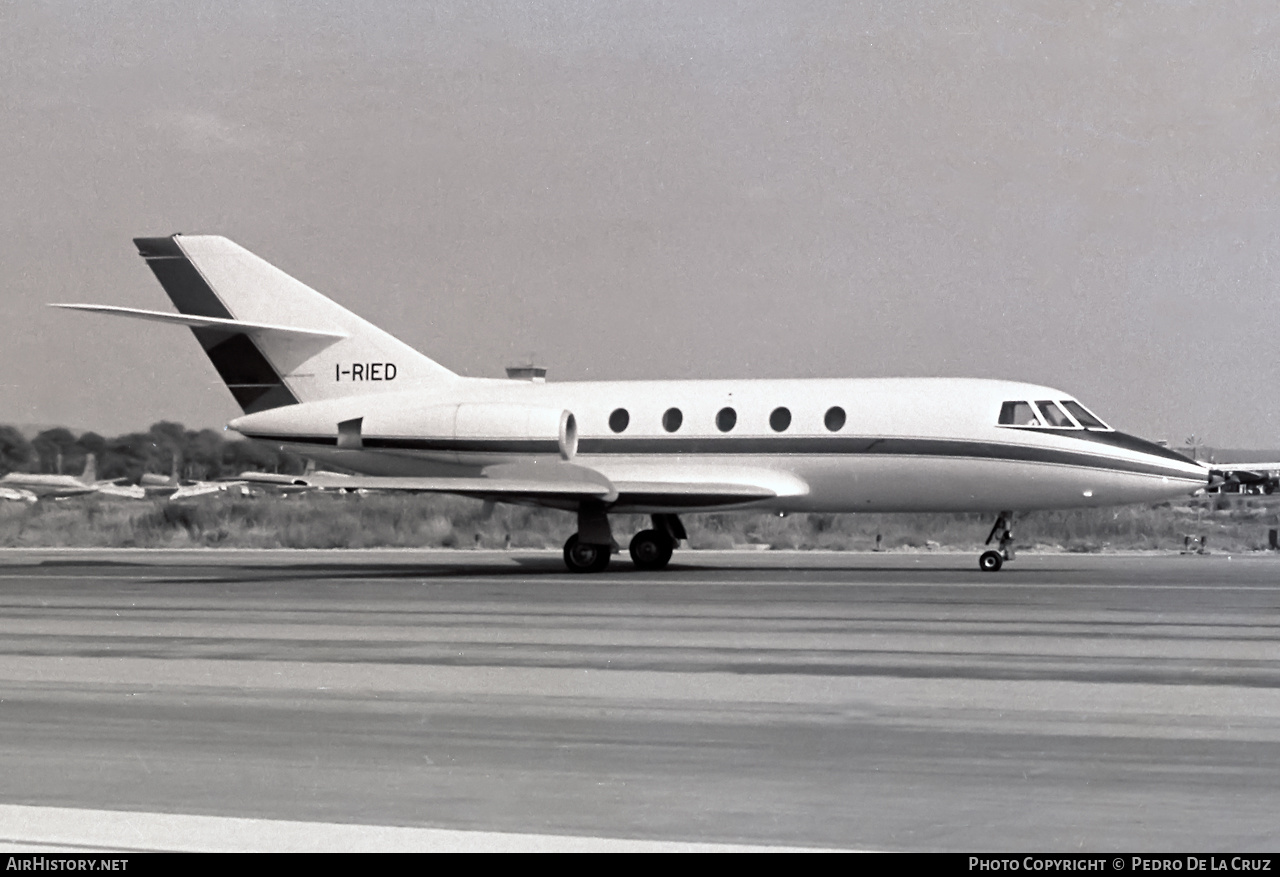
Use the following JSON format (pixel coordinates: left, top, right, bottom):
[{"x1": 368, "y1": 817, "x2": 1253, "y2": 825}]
[
  {"x1": 769, "y1": 407, "x2": 791, "y2": 432},
  {"x1": 608, "y1": 408, "x2": 629, "y2": 433},
  {"x1": 716, "y1": 407, "x2": 737, "y2": 432},
  {"x1": 662, "y1": 408, "x2": 683, "y2": 432},
  {"x1": 824, "y1": 406, "x2": 846, "y2": 431}
]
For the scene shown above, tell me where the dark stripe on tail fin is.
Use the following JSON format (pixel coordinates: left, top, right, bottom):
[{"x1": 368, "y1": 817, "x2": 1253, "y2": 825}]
[
  {"x1": 136, "y1": 235, "x2": 297, "y2": 414},
  {"x1": 192, "y1": 329, "x2": 298, "y2": 412},
  {"x1": 134, "y1": 237, "x2": 231, "y2": 318}
]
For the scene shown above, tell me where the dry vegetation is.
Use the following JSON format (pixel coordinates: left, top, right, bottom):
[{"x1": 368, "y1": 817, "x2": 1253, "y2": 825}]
[{"x1": 2, "y1": 492, "x2": 1278, "y2": 553}]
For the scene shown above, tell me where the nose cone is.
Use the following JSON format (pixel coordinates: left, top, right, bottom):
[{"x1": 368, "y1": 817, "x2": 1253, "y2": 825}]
[
  {"x1": 1100, "y1": 431, "x2": 1213, "y2": 482},
  {"x1": 1055, "y1": 429, "x2": 1211, "y2": 507}
]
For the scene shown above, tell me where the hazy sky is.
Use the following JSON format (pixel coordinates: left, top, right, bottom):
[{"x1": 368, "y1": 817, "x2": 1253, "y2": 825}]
[{"x1": 3, "y1": 1, "x2": 1279, "y2": 446}]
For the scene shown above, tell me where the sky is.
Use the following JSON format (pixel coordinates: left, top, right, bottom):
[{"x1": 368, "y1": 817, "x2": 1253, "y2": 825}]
[{"x1": 3, "y1": 0, "x2": 1279, "y2": 447}]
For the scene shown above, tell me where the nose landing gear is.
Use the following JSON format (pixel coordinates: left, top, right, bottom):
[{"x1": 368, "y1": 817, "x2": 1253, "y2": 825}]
[{"x1": 980, "y1": 511, "x2": 1015, "y2": 572}]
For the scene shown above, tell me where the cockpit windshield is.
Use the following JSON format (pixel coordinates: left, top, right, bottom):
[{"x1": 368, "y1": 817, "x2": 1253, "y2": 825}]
[
  {"x1": 1061, "y1": 400, "x2": 1110, "y2": 430},
  {"x1": 1036, "y1": 400, "x2": 1076, "y2": 428},
  {"x1": 999, "y1": 398, "x2": 1113, "y2": 430},
  {"x1": 998, "y1": 401, "x2": 1040, "y2": 426}
]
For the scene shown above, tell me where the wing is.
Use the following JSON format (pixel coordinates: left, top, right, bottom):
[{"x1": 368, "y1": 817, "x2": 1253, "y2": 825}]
[
  {"x1": 294, "y1": 463, "x2": 802, "y2": 508},
  {"x1": 608, "y1": 480, "x2": 780, "y2": 507},
  {"x1": 95, "y1": 483, "x2": 147, "y2": 500},
  {"x1": 300, "y1": 472, "x2": 617, "y2": 501},
  {"x1": 170, "y1": 481, "x2": 246, "y2": 501}
]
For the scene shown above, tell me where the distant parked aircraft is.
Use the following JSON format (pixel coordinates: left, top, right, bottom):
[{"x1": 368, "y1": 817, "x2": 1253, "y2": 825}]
[
  {"x1": 56, "y1": 234, "x2": 1210, "y2": 571},
  {"x1": 0, "y1": 455, "x2": 144, "y2": 501},
  {"x1": 145, "y1": 467, "x2": 325, "y2": 501},
  {"x1": 138, "y1": 459, "x2": 246, "y2": 501},
  {"x1": 167, "y1": 479, "x2": 250, "y2": 501},
  {"x1": 1205, "y1": 463, "x2": 1280, "y2": 494}
]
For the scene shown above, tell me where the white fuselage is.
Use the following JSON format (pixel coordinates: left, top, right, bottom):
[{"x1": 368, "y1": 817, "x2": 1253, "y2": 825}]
[
  {"x1": 229, "y1": 376, "x2": 1208, "y2": 514},
  {"x1": 0, "y1": 472, "x2": 96, "y2": 499}
]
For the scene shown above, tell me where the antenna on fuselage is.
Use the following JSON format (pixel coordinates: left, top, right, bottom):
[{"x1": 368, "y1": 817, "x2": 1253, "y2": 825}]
[{"x1": 505, "y1": 353, "x2": 547, "y2": 383}]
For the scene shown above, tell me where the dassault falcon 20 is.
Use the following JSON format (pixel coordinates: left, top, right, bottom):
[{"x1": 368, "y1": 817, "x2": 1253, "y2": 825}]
[{"x1": 55, "y1": 234, "x2": 1210, "y2": 572}]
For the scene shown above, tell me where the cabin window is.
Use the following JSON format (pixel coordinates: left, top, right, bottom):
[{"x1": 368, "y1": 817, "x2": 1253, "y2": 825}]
[
  {"x1": 1035, "y1": 400, "x2": 1076, "y2": 428},
  {"x1": 824, "y1": 406, "x2": 846, "y2": 432},
  {"x1": 716, "y1": 407, "x2": 737, "y2": 432},
  {"x1": 1062, "y1": 400, "x2": 1110, "y2": 430},
  {"x1": 770, "y1": 407, "x2": 791, "y2": 432},
  {"x1": 609, "y1": 408, "x2": 629, "y2": 433},
  {"x1": 662, "y1": 407, "x2": 683, "y2": 432},
  {"x1": 998, "y1": 401, "x2": 1039, "y2": 426}
]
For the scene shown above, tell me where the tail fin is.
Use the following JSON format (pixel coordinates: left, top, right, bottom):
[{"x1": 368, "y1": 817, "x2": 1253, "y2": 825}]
[
  {"x1": 80, "y1": 453, "x2": 97, "y2": 485},
  {"x1": 71, "y1": 235, "x2": 456, "y2": 413}
]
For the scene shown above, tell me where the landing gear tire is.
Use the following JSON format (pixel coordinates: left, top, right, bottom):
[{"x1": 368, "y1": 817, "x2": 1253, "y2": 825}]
[
  {"x1": 629, "y1": 530, "x2": 674, "y2": 570},
  {"x1": 564, "y1": 534, "x2": 611, "y2": 573},
  {"x1": 979, "y1": 511, "x2": 1015, "y2": 572}
]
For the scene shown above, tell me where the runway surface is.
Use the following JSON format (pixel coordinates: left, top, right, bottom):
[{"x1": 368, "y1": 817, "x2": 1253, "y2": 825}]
[{"x1": 0, "y1": 548, "x2": 1277, "y2": 851}]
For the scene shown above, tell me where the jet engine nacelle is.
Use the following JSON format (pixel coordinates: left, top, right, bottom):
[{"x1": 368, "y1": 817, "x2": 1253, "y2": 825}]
[
  {"x1": 428, "y1": 403, "x2": 578, "y2": 461},
  {"x1": 231, "y1": 398, "x2": 578, "y2": 462},
  {"x1": 355, "y1": 403, "x2": 577, "y2": 461}
]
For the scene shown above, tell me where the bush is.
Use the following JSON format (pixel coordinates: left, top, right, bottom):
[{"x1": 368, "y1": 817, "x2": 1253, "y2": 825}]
[{"x1": 0, "y1": 493, "x2": 1275, "y2": 553}]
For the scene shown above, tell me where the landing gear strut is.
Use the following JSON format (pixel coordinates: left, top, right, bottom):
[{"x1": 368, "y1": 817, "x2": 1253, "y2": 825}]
[
  {"x1": 980, "y1": 511, "x2": 1015, "y2": 572},
  {"x1": 562, "y1": 510, "x2": 687, "y2": 573},
  {"x1": 564, "y1": 501, "x2": 615, "y2": 573}
]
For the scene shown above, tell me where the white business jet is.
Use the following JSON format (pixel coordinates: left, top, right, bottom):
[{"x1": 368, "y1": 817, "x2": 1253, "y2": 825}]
[
  {"x1": 54, "y1": 235, "x2": 1209, "y2": 572},
  {"x1": 0, "y1": 454, "x2": 145, "y2": 501}
]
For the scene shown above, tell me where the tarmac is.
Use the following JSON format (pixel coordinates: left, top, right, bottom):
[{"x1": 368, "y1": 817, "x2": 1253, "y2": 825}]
[{"x1": 0, "y1": 548, "x2": 1277, "y2": 851}]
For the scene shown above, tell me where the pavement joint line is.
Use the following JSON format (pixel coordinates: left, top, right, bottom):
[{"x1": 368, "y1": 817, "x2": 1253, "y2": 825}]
[
  {"x1": 1, "y1": 574, "x2": 1278, "y2": 592},
  {"x1": 0, "y1": 804, "x2": 842, "y2": 853},
  {"x1": 3, "y1": 547, "x2": 1280, "y2": 562}
]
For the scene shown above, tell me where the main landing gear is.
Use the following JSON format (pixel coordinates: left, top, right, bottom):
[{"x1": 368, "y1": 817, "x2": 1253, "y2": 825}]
[
  {"x1": 979, "y1": 511, "x2": 1015, "y2": 572},
  {"x1": 630, "y1": 513, "x2": 685, "y2": 571},
  {"x1": 563, "y1": 533, "x2": 612, "y2": 573},
  {"x1": 562, "y1": 508, "x2": 686, "y2": 573}
]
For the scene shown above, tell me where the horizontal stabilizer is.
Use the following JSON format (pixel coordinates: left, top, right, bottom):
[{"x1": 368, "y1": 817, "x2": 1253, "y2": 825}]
[{"x1": 50, "y1": 304, "x2": 348, "y2": 340}]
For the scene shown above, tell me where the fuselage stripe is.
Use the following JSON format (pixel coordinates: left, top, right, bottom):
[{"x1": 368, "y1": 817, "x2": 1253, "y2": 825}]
[{"x1": 239, "y1": 432, "x2": 1206, "y2": 482}]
